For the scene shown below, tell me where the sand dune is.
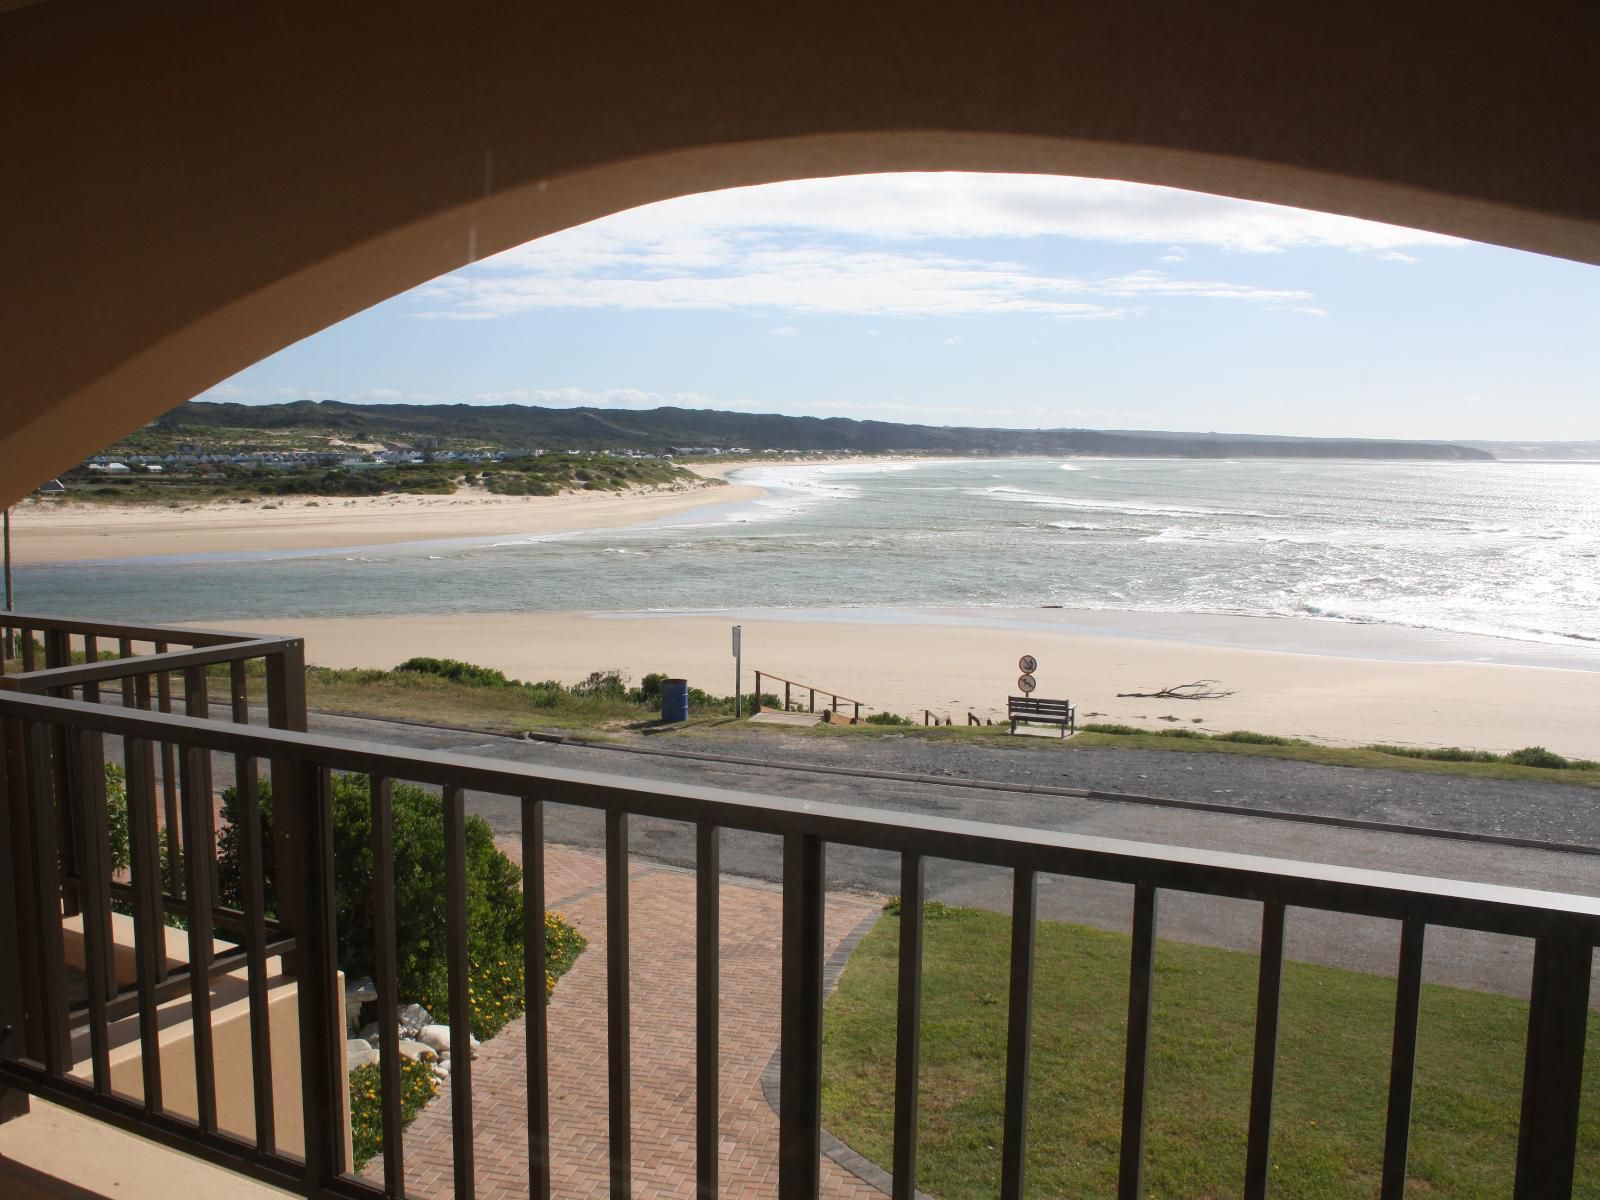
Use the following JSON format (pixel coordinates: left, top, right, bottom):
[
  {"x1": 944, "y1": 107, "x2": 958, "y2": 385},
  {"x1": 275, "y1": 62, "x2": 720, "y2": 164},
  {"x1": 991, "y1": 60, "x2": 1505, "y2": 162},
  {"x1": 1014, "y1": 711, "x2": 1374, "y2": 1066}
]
[{"x1": 9, "y1": 478, "x2": 759, "y2": 562}]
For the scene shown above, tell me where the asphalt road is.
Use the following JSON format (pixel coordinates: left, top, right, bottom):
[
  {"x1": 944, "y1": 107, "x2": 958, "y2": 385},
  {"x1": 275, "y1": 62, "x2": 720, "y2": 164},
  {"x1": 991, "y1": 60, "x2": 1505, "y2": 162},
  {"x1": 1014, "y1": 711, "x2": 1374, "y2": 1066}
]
[{"x1": 293, "y1": 711, "x2": 1600, "y2": 1002}]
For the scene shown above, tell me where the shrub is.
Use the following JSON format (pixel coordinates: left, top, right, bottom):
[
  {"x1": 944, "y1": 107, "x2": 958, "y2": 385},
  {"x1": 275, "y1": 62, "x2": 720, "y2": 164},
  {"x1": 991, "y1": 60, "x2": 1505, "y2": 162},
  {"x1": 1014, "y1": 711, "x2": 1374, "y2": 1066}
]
[
  {"x1": 864, "y1": 711, "x2": 916, "y2": 726},
  {"x1": 349, "y1": 1056, "x2": 438, "y2": 1171},
  {"x1": 219, "y1": 774, "x2": 585, "y2": 1040},
  {"x1": 569, "y1": 669, "x2": 628, "y2": 699},
  {"x1": 1156, "y1": 727, "x2": 1205, "y2": 739},
  {"x1": 1212, "y1": 730, "x2": 1294, "y2": 745},
  {"x1": 631, "y1": 672, "x2": 668, "y2": 704},
  {"x1": 1505, "y1": 746, "x2": 1570, "y2": 769},
  {"x1": 1079, "y1": 723, "x2": 1145, "y2": 736},
  {"x1": 395, "y1": 657, "x2": 512, "y2": 688}
]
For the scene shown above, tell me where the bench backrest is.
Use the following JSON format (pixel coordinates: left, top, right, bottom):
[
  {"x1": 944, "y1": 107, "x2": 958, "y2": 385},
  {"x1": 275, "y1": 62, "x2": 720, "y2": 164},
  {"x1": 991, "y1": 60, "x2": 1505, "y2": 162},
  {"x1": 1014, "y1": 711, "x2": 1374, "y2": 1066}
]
[{"x1": 1008, "y1": 695, "x2": 1072, "y2": 715}]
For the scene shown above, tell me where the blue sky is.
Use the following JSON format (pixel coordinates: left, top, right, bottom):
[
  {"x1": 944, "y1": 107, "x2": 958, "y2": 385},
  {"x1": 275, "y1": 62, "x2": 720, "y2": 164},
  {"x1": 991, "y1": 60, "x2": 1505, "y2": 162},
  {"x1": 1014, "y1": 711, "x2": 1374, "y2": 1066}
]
[{"x1": 204, "y1": 174, "x2": 1600, "y2": 441}]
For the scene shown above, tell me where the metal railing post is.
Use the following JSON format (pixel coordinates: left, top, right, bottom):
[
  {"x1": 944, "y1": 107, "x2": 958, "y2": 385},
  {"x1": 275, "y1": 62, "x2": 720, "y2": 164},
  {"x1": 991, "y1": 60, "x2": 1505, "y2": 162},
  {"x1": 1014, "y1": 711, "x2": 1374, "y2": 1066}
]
[
  {"x1": 0, "y1": 706, "x2": 30, "y2": 1123},
  {"x1": 291, "y1": 761, "x2": 347, "y2": 1191},
  {"x1": 265, "y1": 642, "x2": 308, "y2": 975},
  {"x1": 778, "y1": 833, "x2": 825, "y2": 1199},
  {"x1": 1514, "y1": 937, "x2": 1593, "y2": 1198}
]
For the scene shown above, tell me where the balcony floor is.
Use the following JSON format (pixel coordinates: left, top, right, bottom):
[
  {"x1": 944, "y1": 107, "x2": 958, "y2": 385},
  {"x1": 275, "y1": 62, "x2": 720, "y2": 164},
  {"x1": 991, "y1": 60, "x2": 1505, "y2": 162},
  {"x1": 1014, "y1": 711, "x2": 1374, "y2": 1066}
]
[{"x1": 0, "y1": 1098, "x2": 295, "y2": 1200}]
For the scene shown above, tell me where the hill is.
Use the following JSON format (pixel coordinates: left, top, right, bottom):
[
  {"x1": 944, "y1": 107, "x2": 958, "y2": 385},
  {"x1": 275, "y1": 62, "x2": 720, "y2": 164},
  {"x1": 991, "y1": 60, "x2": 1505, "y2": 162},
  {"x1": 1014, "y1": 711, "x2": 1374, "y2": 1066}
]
[{"x1": 120, "y1": 400, "x2": 1496, "y2": 461}]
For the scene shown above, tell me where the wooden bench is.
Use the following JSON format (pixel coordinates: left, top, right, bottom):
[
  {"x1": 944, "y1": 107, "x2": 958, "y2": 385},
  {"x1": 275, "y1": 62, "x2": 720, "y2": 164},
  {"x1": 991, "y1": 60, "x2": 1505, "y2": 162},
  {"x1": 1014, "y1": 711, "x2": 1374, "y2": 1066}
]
[{"x1": 1008, "y1": 695, "x2": 1076, "y2": 736}]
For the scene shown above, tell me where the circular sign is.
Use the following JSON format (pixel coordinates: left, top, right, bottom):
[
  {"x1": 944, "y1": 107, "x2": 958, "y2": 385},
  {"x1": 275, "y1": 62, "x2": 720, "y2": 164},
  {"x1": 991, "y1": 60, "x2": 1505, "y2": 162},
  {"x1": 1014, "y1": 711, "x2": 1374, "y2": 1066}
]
[
  {"x1": 1017, "y1": 673, "x2": 1037, "y2": 694},
  {"x1": 1018, "y1": 654, "x2": 1038, "y2": 673}
]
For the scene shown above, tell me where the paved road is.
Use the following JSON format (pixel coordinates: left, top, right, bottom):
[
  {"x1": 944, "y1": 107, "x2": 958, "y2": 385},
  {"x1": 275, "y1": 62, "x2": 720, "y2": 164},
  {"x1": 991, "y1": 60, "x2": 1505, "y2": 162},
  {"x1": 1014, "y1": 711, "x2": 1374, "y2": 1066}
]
[{"x1": 295, "y1": 711, "x2": 1600, "y2": 1002}]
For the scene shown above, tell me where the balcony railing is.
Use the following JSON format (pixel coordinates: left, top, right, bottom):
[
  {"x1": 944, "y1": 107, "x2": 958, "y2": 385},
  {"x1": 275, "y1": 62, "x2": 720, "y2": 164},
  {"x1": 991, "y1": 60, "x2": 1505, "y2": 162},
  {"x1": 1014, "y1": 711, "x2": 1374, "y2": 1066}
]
[{"x1": 1, "y1": 617, "x2": 1597, "y2": 1199}]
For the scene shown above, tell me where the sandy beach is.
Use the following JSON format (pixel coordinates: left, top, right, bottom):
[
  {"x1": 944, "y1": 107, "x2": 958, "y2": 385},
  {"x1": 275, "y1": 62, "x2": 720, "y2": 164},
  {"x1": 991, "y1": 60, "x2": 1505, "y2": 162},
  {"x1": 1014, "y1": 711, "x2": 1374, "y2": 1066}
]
[
  {"x1": 7, "y1": 475, "x2": 761, "y2": 563},
  {"x1": 219, "y1": 609, "x2": 1600, "y2": 759}
]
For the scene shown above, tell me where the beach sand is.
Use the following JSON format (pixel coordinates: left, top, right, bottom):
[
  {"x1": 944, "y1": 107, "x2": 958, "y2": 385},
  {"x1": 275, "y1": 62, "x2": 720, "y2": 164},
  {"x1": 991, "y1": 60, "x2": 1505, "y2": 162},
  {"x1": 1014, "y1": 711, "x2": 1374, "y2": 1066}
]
[
  {"x1": 218, "y1": 610, "x2": 1600, "y2": 759},
  {"x1": 7, "y1": 476, "x2": 761, "y2": 563}
]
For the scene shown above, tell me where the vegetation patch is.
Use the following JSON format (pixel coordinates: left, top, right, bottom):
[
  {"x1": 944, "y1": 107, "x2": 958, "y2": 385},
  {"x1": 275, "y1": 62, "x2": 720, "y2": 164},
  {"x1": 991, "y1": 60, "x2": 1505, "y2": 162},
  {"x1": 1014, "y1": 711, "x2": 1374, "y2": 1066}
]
[
  {"x1": 218, "y1": 773, "x2": 585, "y2": 1040},
  {"x1": 864, "y1": 710, "x2": 918, "y2": 726},
  {"x1": 46, "y1": 451, "x2": 705, "y2": 505},
  {"x1": 288, "y1": 660, "x2": 776, "y2": 731},
  {"x1": 823, "y1": 904, "x2": 1600, "y2": 1199},
  {"x1": 349, "y1": 1056, "x2": 438, "y2": 1172}
]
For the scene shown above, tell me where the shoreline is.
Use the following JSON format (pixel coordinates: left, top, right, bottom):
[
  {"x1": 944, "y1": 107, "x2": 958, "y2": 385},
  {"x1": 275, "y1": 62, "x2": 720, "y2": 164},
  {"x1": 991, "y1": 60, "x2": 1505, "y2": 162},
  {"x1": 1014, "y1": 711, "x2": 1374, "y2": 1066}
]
[
  {"x1": 6, "y1": 472, "x2": 764, "y2": 563},
  {"x1": 204, "y1": 608, "x2": 1600, "y2": 759}
]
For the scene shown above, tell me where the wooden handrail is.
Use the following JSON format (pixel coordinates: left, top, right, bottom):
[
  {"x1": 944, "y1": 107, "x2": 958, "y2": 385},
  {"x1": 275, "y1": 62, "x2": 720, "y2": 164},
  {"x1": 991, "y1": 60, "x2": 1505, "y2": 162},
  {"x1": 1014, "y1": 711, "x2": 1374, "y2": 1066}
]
[{"x1": 752, "y1": 669, "x2": 864, "y2": 720}]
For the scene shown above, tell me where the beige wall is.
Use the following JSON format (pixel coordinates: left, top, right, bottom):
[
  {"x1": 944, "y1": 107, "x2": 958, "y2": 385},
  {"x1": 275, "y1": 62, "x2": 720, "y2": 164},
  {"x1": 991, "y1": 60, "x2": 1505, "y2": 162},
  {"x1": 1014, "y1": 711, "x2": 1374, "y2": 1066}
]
[
  {"x1": 66, "y1": 956, "x2": 353, "y2": 1169},
  {"x1": 3, "y1": 3, "x2": 1600, "y2": 504}
]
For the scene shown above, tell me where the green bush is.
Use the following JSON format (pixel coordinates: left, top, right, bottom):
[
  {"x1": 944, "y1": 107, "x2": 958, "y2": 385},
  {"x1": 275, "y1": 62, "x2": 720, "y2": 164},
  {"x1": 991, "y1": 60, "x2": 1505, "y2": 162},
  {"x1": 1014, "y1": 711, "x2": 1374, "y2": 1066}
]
[
  {"x1": 569, "y1": 669, "x2": 628, "y2": 699},
  {"x1": 218, "y1": 774, "x2": 585, "y2": 1040},
  {"x1": 1079, "y1": 722, "x2": 1145, "y2": 735},
  {"x1": 1504, "y1": 745, "x2": 1570, "y2": 769},
  {"x1": 1156, "y1": 727, "x2": 1205, "y2": 739},
  {"x1": 632, "y1": 672, "x2": 668, "y2": 703},
  {"x1": 349, "y1": 1056, "x2": 438, "y2": 1171},
  {"x1": 395, "y1": 657, "x2": 513, "y2": 688},
  {"x1": 864, "y1": 711, "x2": 916, "y2": 726},
  {"x1": 1213, "y1": 730, "x2": 1295, "y2": 746}
]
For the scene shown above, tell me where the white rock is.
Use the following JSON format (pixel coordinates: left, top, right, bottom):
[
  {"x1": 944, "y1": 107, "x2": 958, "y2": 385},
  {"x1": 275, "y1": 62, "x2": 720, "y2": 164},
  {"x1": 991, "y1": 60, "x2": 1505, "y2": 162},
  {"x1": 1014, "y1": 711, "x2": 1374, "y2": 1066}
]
[
  {"x1": 433, "y1": 1061, "x2": 451, "y2": 1079},
  {"x1": 418, "y1": 1024, "x2": 451, "y2": 1053},
  {"x1": 397, "y1": 1003, "x2": 433, "y2": 1034},
  {"x1": 346, "y1": 1040, "x2": 378, "y2": 1069},
  {"x1": 396, "y1": 1038, "x2": 437, "y2": 1063}
]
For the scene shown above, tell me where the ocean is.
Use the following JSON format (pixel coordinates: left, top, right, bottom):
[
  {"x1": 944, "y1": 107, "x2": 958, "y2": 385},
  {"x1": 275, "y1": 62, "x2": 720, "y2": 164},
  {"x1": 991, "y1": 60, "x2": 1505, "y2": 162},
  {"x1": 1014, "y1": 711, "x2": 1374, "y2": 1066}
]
[{"x1": 19, "y1": 457, "x2": 1600, "y2": 656}]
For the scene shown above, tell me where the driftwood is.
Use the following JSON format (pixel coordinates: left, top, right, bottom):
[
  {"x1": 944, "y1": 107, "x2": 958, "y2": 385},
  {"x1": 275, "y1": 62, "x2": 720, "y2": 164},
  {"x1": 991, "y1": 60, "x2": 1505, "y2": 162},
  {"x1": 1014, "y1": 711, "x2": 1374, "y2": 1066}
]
[{"x1": 1116, "y1": 679, "x2": 1235, "y2": 700}]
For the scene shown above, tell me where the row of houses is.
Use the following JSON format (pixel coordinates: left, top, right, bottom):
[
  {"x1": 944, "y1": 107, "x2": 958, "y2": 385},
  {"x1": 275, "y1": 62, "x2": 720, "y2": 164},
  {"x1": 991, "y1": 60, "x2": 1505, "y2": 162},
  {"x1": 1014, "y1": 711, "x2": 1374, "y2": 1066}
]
[{"x1": 75, "y1": 445, "x2": 841, "y2": 478}]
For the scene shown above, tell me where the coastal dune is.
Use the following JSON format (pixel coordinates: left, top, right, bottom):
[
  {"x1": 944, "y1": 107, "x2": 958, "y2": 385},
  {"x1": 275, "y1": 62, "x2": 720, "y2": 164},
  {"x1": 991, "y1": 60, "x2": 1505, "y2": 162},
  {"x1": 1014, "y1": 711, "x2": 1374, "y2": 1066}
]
[
  {"x1": 225, "y1": 610, "x2": 1600, "y2": 759},
  {"x1": 6, "y1": 478, "x2": 761, "y2": 562}
]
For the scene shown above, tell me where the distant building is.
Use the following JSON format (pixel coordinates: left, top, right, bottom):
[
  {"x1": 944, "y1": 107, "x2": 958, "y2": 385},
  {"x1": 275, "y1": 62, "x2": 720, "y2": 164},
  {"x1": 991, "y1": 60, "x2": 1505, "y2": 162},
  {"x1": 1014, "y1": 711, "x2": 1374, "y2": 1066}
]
[{"x1": 36, "y1": 479, "x2": 65, "y2": 493}]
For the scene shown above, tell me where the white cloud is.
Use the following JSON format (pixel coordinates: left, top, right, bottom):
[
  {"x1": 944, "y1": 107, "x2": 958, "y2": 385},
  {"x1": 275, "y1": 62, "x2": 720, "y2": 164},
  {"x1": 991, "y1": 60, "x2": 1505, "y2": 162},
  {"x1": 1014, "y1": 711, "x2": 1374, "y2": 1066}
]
[
  {"x1": 942, "y1": 334, "x2": 963, "y2": 345},
  {"x1": 1379, "y1": 250, "x2": 1421, "y2": 264},
  {"x1": 407, "y1": 175, "x2": 1389, "y2": 323},
  {"x1": 199, "y1": 382, "x2": 251, "y2": 399},
  {"x1": 416, "y1": 247, "x2": 1319, "y2": 322},
  {"x1": 769, "y1": 325, "x2": 800, "y2": 337},
  {"x1": 274, "y1": 386, "x2": 336, "y2": 400}
]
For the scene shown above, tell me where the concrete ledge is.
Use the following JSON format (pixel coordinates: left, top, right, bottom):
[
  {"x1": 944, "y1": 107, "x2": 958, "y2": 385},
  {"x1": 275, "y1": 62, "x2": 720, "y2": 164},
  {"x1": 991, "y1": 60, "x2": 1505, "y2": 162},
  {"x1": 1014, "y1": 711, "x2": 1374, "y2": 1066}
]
[{"x1": 0, "y1": 1099, "x2": 294, "y2": 1200}]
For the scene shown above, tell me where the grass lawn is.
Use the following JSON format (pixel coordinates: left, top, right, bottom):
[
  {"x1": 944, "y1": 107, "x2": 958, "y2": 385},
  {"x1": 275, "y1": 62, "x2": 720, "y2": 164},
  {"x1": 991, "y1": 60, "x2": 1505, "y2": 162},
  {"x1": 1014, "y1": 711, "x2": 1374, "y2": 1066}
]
[{"x1": 822, "y1": 905, "x2": 1600, "y2": 1199}]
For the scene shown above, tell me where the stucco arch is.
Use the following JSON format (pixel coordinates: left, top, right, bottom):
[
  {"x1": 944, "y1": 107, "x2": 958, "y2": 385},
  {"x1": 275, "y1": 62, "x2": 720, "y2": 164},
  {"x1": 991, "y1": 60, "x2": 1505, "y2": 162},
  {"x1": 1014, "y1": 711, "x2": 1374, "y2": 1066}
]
[{"x1": 4, "y1": 3, "x2": 1599, "y2": 505}]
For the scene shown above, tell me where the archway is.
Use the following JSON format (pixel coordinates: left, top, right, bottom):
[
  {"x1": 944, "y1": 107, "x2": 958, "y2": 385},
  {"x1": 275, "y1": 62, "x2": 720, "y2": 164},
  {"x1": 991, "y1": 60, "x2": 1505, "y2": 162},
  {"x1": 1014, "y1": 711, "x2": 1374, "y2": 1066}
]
[{"x1": 6, "y1": 4, "x2": 1600, "y2": 505}]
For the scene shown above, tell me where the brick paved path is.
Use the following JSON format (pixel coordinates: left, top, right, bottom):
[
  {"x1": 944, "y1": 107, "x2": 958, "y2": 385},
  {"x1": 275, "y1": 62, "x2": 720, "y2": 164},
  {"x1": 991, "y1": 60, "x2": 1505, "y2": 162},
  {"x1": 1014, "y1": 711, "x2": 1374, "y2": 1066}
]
[{"x1": 366, "y1": 843, "x2": 885, "y2": 1198}]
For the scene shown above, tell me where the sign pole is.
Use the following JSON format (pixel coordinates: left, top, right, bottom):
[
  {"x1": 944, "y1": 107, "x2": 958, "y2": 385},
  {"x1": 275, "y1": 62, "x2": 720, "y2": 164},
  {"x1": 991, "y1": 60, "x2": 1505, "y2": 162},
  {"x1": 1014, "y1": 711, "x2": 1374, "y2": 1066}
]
[{"x1": 732, "y1": 624, "x2": 742, "y2": 717}]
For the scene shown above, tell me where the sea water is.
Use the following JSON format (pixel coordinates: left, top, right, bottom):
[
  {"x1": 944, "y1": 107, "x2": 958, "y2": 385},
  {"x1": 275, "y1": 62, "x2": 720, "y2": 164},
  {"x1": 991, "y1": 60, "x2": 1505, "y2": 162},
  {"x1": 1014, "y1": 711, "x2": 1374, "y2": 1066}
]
[{"x1": 19, "y1": 457, "x2": 1600, "y2": 653}]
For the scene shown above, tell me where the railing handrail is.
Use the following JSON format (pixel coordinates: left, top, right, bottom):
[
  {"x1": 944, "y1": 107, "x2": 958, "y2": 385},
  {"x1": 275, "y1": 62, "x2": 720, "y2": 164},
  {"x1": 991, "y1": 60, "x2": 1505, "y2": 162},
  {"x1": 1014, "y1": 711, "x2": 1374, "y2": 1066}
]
[
  {"x1": 0, "y1": 611, "x2": 271, "y2": 648},
  {"x1": 1, "y1": 636, "x2": 298, "y2": 692},
  {"x1": 751, "y1": 669, "x2": 865, "y2": 707},
  {"x1": 6, "y1": 688, "x2": 1599, "y2": 941}
]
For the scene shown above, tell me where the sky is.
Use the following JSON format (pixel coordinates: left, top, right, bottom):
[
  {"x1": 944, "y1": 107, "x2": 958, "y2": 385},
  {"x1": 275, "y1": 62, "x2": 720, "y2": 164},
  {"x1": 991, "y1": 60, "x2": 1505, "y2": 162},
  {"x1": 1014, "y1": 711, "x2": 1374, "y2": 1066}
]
[{"x1": 202, "y1": 174, "x2": 1600, "y2": 441}]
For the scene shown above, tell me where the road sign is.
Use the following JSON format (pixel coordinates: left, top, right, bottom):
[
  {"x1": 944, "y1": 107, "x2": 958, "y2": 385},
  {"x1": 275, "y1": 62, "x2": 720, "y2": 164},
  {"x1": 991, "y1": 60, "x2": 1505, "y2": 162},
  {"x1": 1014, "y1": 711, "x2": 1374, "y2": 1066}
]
[
  {"x1": 732, "y1": 624, "x2": 742, "y2": 656},
  {"x1": 1017, "y1": 673, "x2": 1037, "y2": 693},
  {"x1": 1018, "y1": 654, "x2": 1037, "y2": 674}
]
